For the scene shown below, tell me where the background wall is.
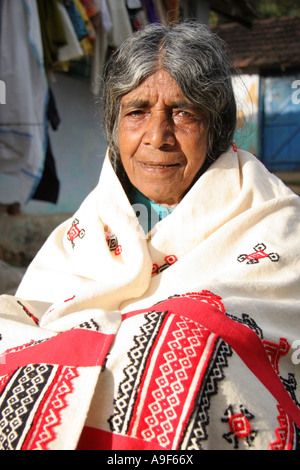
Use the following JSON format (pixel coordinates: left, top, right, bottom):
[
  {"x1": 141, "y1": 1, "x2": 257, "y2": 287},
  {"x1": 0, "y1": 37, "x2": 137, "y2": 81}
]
[{"x1": 234, "y1": 74, "x2": 260, "y2": 157}]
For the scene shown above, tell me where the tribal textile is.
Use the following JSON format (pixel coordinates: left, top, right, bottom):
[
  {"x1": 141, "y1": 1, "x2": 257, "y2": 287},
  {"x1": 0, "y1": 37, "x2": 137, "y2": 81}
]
[{"x1": 0, "y1": 146, "x2": 300, "y2": 449}]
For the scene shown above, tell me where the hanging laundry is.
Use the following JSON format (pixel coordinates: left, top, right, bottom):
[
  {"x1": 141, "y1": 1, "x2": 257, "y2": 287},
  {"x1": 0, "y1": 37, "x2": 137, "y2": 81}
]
[
  {"x1": 106, "y1": 0, "x2": 133, "y2": 48},
  {"x1": 163, "y1": 0, "x2": 180, "y2": 23},
  {"x1": 126, "y1": 0, "x2": 148, "y2": 31},
  {"x1": 144, "y1": 0, "x2": 159, "y2": 23},
  {"x1": 153, "y1": 0, "x2": 180, "y2": 24},
  {"x1": 153, "y1": 0, "x2": 168, "y2": 23},
  {"x1": 80, "y1": 0, "x2": 112, "y2": 44},
  {"x1": 32, "y1": 89, "x2": 60, "y2": 204},
  {"x1": 81, "y1": 0, "x2": 102, "y2": 18},
  {"x1": 73, "y1": 0, "x2": 94, "y2": 33},
  {"x1": 37, "y1": 0, "x2": 67, "y2": 73},
  {"x1": 56, "y1": 2, "x2": 84, "y2": 63},
  {"x1": 72, "y1": 0, "x2": 95, "y2": 56},
  {"x1": 126, "y1": 0, "x2": 143, "y2": 8},
  {"x1": 89, "y1": 0, "x2": 135, "y2": 96},
  {"x1": 64, "y1": 0, "x2": 89, "y2": 41},
  {"x1": 0, "y1": 0, "x2": 49, "y2": 208},
  {"x1": 99, "y1": 0, "x2": 113, "y2": 33}
]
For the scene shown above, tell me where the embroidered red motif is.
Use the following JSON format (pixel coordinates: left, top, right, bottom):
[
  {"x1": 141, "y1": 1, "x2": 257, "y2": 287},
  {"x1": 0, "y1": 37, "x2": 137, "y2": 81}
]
[
  {"x1": 115, "y1": 245, "x2": 122, "y2": 256},
  {"x1": 181, "y1": 290, "x2": 226, "y2": 313},
  {"x1": 152, "y1": 255, "x2": 178, "y2": 276},
  {"x1": 229, "y1": 413, "x2": 251, "y2": 438},
  {"x1": 263, "y1": 337, "x2": 290, "y2": 375},
  {"x1": 64, "y1": 295, "x2": 76, "y2": 303},
  {"x1": 67, "y1": 218, "x2": 85, "y2": 248},
  {"x1": 17, "y1": 300, "x2": 39, "y2": 325},
  {"x1": 238, "y1": 243, "x2": 279, "y2": 264},
  {"x1": 263, "y1": 337, "x2": 296, "y2": 450},
  {"x1": 104, "y1": 225, "x2": 122, "y2": 256},
  {"x1": 270, "y1": 405, "x2": 294, "y2": 450},
  {"x1": 222, "y1": 405, "x2": 257, "y2": 448}
]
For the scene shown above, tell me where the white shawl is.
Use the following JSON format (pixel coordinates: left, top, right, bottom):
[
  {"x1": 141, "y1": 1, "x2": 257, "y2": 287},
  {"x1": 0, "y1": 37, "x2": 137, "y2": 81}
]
[{"x1": 1, "y1": 147, "x2": 300, "y2": 450}]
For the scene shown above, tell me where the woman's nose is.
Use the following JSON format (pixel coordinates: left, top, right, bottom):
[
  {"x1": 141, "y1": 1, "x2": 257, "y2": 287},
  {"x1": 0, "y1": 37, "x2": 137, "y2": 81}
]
[{"x1": 142, "y1": 111, "x2": 176, "y2": 149}]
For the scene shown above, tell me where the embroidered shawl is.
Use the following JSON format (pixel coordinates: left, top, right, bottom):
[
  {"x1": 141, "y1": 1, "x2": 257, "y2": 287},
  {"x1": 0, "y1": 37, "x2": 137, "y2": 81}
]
[{"x1": 1, "y1": 146, "x2": 300, "y2": 450}]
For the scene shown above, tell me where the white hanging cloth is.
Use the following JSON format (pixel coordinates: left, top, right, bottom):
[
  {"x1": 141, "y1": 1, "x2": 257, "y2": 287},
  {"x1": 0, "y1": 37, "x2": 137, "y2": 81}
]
[
  {"x1": 0, "y1": 0, "x2": 48, "y2": 206},
  {"x1": 57, "y1": 1, "x2": 84, "y2": 63},
  {"x1": 90, "y1": 0, "x2": 133, "y2": 96}
]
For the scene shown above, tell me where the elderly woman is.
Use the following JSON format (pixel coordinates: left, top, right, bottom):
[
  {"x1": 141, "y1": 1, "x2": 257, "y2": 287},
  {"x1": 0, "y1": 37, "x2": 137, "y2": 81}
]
[{"x1": 0, "y1": 22, "x2": 300, "y2": 451}]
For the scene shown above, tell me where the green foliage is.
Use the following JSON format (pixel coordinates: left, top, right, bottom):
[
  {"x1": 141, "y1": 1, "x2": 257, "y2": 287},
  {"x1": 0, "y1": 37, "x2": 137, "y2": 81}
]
[
  {"x1": 210, "y1": 0, "x2": 300, "y2": 26},
  {"x1": 250, "y1": 0, "x2": 300, "y2": 18}
]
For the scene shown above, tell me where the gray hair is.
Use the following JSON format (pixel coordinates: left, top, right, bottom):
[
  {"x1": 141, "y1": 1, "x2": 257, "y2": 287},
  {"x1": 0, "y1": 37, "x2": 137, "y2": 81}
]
[{"x1": 102, "y1": 21, "x2": 237, "y2": 176}]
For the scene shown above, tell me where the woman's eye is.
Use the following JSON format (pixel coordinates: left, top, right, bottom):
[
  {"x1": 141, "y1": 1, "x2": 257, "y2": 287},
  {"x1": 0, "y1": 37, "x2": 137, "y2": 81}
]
[
  {"x1": 127, "y1": 110, "x2": 145, "y2": 117},
  {"x1": 179, "y1": 110, "x2": 190, "y2": 116},
  {"x1": 173, "y1": 110, "x2": 196, "y2": 121}
]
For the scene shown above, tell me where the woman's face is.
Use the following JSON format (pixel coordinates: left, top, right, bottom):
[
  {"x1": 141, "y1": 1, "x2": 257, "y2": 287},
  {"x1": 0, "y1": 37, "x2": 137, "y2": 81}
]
[{"x1": 118, "y1": 70, "x2": 208, "y2": 205}]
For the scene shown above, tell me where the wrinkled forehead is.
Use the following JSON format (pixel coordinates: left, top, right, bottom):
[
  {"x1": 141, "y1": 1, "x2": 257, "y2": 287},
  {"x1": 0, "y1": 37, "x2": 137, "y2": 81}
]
[{"x1": 120, "y1": 70, "x2": 190, "y2": 109}]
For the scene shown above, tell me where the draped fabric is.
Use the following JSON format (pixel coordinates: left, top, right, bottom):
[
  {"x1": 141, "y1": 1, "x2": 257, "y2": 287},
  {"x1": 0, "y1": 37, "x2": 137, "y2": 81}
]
[
  {"x1": 0, "y1": 0, "x2": 48, "y2": 206},
  {"x1": 0, "y1": 146, "x2": 300, "y2": 449}
]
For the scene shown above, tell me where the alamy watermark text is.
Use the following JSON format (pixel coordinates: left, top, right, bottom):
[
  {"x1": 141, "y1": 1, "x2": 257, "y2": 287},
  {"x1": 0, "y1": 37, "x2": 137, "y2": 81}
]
[
  {"x1": 0, "y1": 80, "x2": 6, "y2": 104},
  {"x1": 292, "y1": 80, "x2": 300, "y2": 105}
]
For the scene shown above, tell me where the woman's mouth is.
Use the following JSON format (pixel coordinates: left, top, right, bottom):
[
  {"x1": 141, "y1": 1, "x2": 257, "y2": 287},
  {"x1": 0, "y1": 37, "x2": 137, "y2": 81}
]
[{"x1": 141, "y1": 162, "x2": 179, "y2": 169}]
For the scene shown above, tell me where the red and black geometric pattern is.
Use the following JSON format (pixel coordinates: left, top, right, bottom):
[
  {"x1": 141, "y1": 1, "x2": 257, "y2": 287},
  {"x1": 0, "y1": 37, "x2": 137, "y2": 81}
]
[
  {"x1": 0, "y1": 312, "x2": 115, "y2": 450},
  {"x1": 104, "y1": 225, "x2": 122, "y2": 256},
  {"x1": 179, "y1": 338, "x2": 232, "y2": 449},
  {"x1": 105, "y1": 293, "x2": 300, "y2": 450},
  {"x1": 1, "y1": 292, "x2": 300, "y2": 450},
  {"x1": 222, "y1": 404, "x2": 257, "y2": 449},
  {"x1": 0, "y1": 364, "x2": 78, "y2": 450},
  {"x1": 151, "y1": 255, "x2": 178, "y2": 276},
  {"x1": 238, "y1": 243, "x2": 279, "y2": 264},
  {"x1": 67, "y1": 218, "x2": 85, "y2": 249},
  {"x1": 108, "y1": 293, "x2": 233, "y2": 450}
]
